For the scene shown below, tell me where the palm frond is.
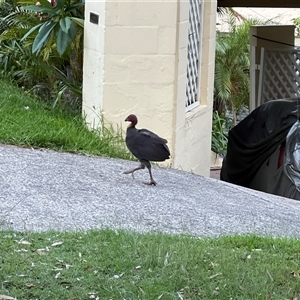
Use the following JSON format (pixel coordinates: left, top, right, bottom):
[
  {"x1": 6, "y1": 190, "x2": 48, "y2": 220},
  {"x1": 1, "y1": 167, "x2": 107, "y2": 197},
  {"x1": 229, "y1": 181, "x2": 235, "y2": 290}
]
[{"x1": 214, "y1": 15, "x2": 272, "y2": 116}]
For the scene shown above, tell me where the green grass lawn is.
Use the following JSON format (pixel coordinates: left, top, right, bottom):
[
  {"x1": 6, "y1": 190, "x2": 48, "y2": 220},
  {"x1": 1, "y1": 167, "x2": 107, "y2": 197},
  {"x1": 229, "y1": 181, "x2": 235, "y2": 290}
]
[
  {"x1": 1, "y1": 79, "x2": 300, "y2": 299},
  {"x1": 1, "y1": 230, "x2": 300, "y2": 300},
  {"x1": 0, "y1": 78, "x2": 131, "y2": 159}
]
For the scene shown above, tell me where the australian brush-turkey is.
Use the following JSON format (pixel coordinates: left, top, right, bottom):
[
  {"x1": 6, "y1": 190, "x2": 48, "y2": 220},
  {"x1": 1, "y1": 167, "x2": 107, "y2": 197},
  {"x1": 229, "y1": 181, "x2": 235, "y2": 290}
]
[{"x1": 124, "y1": 114, "x2": 170, "y2": 185}]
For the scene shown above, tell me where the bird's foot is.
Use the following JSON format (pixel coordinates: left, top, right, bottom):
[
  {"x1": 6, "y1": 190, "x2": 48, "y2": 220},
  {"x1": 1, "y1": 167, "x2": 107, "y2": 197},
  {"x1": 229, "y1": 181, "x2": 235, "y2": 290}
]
[{"x1": 143, "y1": 180, "x2": 157, "y2": 186}]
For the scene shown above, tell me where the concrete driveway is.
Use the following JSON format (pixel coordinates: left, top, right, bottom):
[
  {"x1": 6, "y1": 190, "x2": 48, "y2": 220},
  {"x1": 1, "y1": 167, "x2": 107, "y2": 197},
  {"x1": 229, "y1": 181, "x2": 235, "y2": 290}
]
[{"x1": 1, "y1": 144, "x2": 300, "y2": 237}]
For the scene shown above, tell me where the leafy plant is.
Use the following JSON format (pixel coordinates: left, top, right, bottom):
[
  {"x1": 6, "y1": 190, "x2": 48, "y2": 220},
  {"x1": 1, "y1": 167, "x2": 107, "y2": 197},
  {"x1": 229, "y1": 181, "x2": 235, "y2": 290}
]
[
  {"x1": 293, "y1": 17, "x2": 300, "y2": 37},
  {"x1": 214, "y1": 17, "x2": 273, "y2": 124},
  {"x1": 211, "y1": 111, "x2": 231, "y2": 155},
  {"x1": 0, "y1": 0, "x2": 84, "y2": 112},
  {"x1": 0, "y1": 0, "x2": 14, "y2": 33},
  {"x1": 20, "y1": 0, "x2": 84, "y2": 56}
]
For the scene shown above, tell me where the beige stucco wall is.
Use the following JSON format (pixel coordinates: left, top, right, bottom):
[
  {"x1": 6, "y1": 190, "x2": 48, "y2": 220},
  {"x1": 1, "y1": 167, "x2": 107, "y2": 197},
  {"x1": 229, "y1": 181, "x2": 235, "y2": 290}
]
[
  {"x1": 82, "y1": 0, "x2": 106, "y2": 128},
  {"x1": 173, "y1": 0, "x2": 217, "y2": 175},
  {"x1": 101, "y1": 1, "x2": 177, "y2": 150},
  {"x1": 82, "y1": 0, "x2": 217, "y2": 176}
]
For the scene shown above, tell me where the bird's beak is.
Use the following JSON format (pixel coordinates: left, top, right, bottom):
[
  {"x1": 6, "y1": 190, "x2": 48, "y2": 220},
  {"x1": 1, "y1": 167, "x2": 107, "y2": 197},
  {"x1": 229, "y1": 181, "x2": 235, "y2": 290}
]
[{"x1": 125, "y1": 117, "x2": 129, "y2": 122}]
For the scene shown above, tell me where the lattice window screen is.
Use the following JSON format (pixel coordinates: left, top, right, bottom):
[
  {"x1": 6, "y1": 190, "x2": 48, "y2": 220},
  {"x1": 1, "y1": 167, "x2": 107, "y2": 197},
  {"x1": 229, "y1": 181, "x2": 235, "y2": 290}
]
[
  {"x1": 259, "y1": 48, "x2": 300, "y2": 104},
  {"x1": 185, "y1": 0, "x2": 202, "y2": 112}
]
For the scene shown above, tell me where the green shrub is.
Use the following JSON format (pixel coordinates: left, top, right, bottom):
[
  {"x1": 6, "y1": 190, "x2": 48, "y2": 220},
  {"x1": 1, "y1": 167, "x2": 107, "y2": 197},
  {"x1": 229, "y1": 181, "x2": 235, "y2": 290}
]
[
  {"x1": 211, "y1": 111, "x2": 231, "y2": 155},
  {"x1": 293, "y1": 17, "x2": 300, "y2": 37},
  {"x1": 0, "y1": 0, "x2": 84, "y2": 113}
]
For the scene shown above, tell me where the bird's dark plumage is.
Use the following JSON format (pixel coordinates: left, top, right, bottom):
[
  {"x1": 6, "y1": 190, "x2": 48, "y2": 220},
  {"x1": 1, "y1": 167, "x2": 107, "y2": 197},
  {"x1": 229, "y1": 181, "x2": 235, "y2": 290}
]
[{"x1": 124, "y1": 114, "x2": 170, "y2": 185}]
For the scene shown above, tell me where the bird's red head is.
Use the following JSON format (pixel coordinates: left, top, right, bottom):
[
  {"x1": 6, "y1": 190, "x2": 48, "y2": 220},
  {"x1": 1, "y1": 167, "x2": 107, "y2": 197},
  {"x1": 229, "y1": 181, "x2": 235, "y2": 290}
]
[{"x1": 125, "y1": 114, "x2": 138, "y2": 127}]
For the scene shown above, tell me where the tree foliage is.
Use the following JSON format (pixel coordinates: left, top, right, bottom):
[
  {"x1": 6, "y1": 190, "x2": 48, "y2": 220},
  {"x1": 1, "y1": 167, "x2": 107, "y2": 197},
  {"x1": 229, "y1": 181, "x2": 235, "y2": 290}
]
[
  {"x1": 20, "y1": 0, "x2": 84, "y2": 56},
  {"x1": 0, "y1": 0, "x2": 84, "y2": 111},
  {"x1": 293, "y1": 17, "x2": 300, "y2": 37},
  {"x1": 214, "y1": 16, "x2": 273, "y2": 124},
  {"x1": 212, "y1": 13, "x2": 275, "y2": 153}
]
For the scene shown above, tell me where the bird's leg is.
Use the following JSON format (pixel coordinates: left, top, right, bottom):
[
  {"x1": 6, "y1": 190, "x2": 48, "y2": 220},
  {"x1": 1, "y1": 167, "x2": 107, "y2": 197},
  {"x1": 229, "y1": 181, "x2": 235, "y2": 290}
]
[
  {"x1": 142, "y1": 160, "x2": 156, "y2": 186},
  {"x1": 146, "y1": 167, "x2": 157, "y2": 186},
  {"x1": 124, "y1": 163, "x2": 145, "y2": 179}
]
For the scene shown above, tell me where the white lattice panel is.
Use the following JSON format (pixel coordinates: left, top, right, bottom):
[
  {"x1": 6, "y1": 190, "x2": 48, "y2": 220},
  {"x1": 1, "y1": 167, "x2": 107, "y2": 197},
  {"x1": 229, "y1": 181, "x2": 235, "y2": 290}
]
[
  {"x1": 259, "y1": 48, "x2": 300, "y2": 104},
  {"x1": 186, "y1": 0, "x2": 202, "y2": 112}
]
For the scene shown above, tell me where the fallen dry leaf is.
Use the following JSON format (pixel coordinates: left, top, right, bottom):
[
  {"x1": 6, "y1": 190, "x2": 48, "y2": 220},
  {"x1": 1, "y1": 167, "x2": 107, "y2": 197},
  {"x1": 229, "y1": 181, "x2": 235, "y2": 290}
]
[
  {"x1": 14, "y1": 249, "x2": 28, "y2": 253},
  {"x1": 112, "y1": 272, "x2": 124, "y2": 279},
  {"x1": 36, "y1": 249, "x2": 47, "y2": 255},
  {"x1": 291, "y1": 271, "x2": 300, "y2": 278},
  {"x1": 177, "y1": 292, "x2": 184, "y2": 300},
  {"x1": 51, "y1": 241, "x2": 63, "y2": 247},
  {"x1": 208, "y1": 272, "x2": 222, "y2": 279},
  {"x1": 138, "y1": 286, "x2": 145, "y2": 294},
  {"x1": 210, "y1": 262, "x2": 219, "y2": 267},
  {"x1": 53, "y1": 268, "x2": 63, "y2": 272},
  {"x1": 0, "y1": 295, "x2": 16, "y2": 300},
  {"x1": 15, "y1": 240, "x2": 31, "y2": 245},
  {"x1": 88, "y1": 292, "x2": 99, "y2": 300},
  {"x1": 266, "y1": 269, "x2": 274, "y2": 281},
  {"x1": 164, "y1": 252, "x2": 169, "y2": 266}
]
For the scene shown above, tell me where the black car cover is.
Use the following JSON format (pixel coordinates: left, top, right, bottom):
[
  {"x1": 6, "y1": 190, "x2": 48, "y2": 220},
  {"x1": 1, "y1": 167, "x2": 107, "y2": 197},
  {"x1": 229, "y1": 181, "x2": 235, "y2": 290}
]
[{"x1": 221, "y1": 99, "x2": 300, "y2": 187}]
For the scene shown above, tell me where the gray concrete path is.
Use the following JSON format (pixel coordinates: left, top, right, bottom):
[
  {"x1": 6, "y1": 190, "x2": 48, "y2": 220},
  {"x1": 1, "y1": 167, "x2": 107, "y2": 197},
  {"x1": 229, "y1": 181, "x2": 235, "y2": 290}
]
[{"x1": 1, "y1": 144, "x2": 300, "y2": 237}]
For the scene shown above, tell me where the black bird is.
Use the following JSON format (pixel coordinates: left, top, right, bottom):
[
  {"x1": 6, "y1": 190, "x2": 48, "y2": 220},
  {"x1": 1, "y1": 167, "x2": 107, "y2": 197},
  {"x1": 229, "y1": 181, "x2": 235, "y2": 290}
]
[{"x1": 124, "y1": 114, "x2": 170, "y2": 185}]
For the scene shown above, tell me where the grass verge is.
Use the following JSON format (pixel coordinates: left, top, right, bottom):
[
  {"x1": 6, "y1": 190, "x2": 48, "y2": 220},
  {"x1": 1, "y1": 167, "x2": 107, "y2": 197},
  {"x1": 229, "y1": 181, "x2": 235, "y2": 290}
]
[
  {"x1": 0, "y1": 79, "x2": 131, "y2": 159},
  {"x1": 1, "y1": 229, "x2": 300, "y2": 300}
]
